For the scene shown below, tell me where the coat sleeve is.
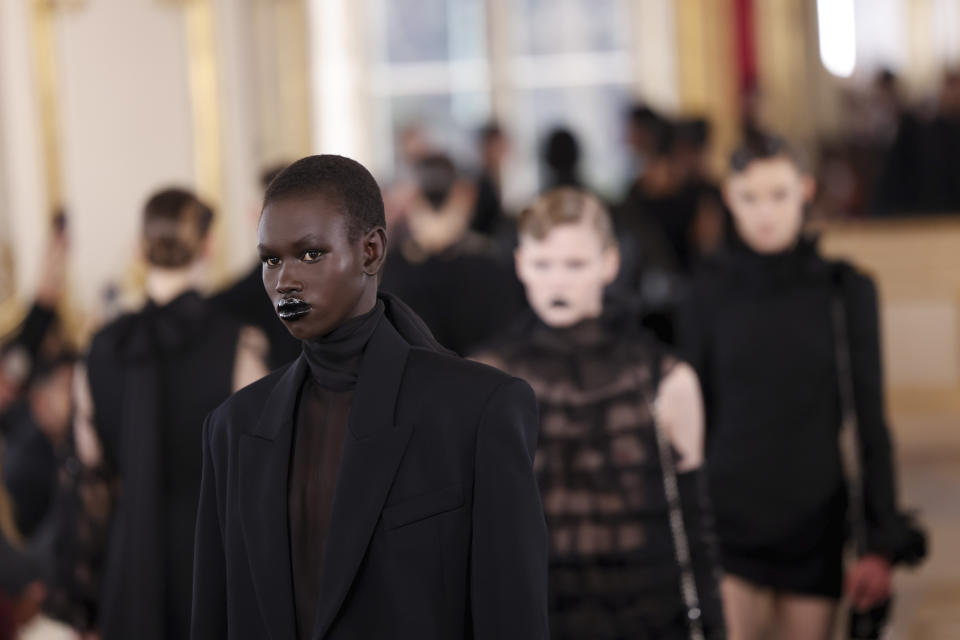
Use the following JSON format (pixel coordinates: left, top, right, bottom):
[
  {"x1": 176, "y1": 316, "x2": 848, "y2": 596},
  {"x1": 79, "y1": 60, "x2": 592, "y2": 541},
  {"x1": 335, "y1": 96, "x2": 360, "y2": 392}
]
[
  {"x1": 191, "y1": 413, "x2": 228, "y2": 639},
  {"x1": 845, "y1": 273, "x2": 913, "y2": 559},
  {"x1": 470, "y1": 377, "x2": 549, "y2": 639}
]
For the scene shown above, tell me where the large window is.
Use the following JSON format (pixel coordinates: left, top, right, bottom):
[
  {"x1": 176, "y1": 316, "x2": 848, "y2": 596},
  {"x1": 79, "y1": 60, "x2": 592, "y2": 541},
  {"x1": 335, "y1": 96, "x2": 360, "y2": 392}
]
[
  {"x1": 369, "y1": 0, "x2": 490, "y2": 179},
  {"x1": 367, "y1": 0, "x2": 639, "y2": 201}
]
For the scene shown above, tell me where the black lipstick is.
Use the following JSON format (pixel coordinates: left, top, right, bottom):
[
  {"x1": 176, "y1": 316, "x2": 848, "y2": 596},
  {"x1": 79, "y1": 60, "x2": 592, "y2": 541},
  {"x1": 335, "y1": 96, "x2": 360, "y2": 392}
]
[{"x1": 277, "y1": 297, "x2": 311, "y2": 321}]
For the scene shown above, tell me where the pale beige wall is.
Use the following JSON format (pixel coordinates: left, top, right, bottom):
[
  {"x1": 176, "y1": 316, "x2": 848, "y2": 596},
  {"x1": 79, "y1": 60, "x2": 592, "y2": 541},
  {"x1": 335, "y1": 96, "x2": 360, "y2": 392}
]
[
  {"x1": 0, "y1": 0, "x2": 49, "y2": 304},
  {"x1": 56, "y1": 0, "x2": 196, "y2": 308},
  {"x1": 820, "y1": 218, "x2": 960, "y2": 416}
]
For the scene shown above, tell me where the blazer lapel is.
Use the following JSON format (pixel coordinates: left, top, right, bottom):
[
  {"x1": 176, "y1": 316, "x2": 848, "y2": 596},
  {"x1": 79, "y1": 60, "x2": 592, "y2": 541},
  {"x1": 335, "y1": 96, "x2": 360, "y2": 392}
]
[
  {"x1": 313, "y1": 319, "x2": 413, "y2": 639},
  {"x1": 239, "y1": 356, "x2": 307, "y2": 640}
]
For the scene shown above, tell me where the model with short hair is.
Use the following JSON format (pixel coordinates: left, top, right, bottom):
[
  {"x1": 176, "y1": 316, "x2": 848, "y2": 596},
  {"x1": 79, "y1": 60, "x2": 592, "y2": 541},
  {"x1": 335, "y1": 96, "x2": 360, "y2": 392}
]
[
  {"x1": 190, "y1": 155, "x2": 549, "y2": 640},
  {"x1": 680, "y1": 134, "x2": 924, "y2": 640},
  {"x1": 474, "y1": 187, "x2": 725, "y2": 639}
]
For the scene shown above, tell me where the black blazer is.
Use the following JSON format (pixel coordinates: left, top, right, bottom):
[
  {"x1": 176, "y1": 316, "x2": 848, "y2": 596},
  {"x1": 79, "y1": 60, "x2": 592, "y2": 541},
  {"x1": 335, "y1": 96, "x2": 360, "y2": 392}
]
[{"x1": 191, "y1": 315, "x2": 549, "y2": 639}]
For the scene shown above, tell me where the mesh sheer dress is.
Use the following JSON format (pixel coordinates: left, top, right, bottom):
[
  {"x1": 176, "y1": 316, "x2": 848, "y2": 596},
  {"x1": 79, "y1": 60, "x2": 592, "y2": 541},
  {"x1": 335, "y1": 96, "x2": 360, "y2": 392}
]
[{"x1": 475, "y1": 312, "x2": 724, "y2": 640}]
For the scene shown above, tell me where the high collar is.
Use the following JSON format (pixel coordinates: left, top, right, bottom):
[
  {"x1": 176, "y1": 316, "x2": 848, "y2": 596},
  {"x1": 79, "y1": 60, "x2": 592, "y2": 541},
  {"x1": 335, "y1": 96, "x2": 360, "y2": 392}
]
[
  {"x1": 114, "y1": 290, "x2": 208, "y2": 361},
  {"x1": 301, "y1": 300, "x2": 384, "y2": 391},
  {"x1": 526, "y1": 300, "x2": 642, "y2": 355},
  {"x1": 725, "y1": 233, "x2": 828, "y2": 289}
]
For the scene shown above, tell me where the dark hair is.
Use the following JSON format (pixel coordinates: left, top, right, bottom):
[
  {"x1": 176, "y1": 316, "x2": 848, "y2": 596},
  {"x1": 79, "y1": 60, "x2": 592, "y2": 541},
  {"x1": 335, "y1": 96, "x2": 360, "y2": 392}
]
[
  {"x1": 478, "y1": 121, "x2": 504, "y2": 145},
  {"x1": 27, "y1": 352, "x2": 76, "y2": 390},
  {"x1": 543, "y1": 127, "x2": 580, "y2": 173},
  {"x1": 262, "y1": 154, "x2": 386, "y2": 241},
  {"x1": 142, "y1": 188, "x2": 214, "y2": 268},
  {"x1": 260, "y1": 162, "x2": 289, "y2": 191},
  {"x1": 414, "y1": 153, "x2": 457, "y2": 210},
  {"x1": 518, "y1": 187, "x2": 616, "y2": 249},
  {"x1": 676, "y1": 118, "x2": 711, "y2": 150},
  {"x1": 628, "y1": 104, "x2": 664, "y2": 129},
  {"x1": 729, "y1": 132, "x2": 805, "y2": 174}
]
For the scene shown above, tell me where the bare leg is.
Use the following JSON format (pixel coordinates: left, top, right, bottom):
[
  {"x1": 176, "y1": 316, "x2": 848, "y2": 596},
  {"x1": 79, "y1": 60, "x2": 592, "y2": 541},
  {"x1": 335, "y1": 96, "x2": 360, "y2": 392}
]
[
  {"x1": 775, "y1": 593, "x2": 838, "y2": 640},
  {"x1": 721, "y1": 574, "x2": 776, "y2": 640}
]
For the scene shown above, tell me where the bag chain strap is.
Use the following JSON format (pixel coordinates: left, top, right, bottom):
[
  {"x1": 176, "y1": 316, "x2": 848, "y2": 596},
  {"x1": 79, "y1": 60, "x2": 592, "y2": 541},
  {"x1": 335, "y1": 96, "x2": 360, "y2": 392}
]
[{"x1": 640, "y1": 376, "x2": 706, "y2": 640}]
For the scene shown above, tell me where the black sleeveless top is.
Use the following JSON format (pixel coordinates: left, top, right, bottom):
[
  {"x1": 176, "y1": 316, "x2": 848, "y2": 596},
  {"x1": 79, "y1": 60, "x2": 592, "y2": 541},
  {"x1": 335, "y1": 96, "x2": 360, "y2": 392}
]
[
  {"x1": 85, "y1": 291, "x2": 241, "y2": 640},
  {"x1": 475, "y1": 310, "x2": 724, "y2": 639}
]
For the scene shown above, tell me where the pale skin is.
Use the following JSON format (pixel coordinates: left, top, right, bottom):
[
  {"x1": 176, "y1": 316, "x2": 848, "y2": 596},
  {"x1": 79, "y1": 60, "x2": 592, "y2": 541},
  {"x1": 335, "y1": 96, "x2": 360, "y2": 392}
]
[
  {"x1": 722, "y1": 156, "x2": 892, "y2": 640},
  {"x1": 513, "y1": 215, "x2": 705, "y2": 471}
]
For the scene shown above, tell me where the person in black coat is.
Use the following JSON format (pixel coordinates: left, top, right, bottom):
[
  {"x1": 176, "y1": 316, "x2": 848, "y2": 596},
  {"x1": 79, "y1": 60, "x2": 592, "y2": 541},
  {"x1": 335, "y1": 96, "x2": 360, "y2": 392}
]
[
  {"x1": 680, "y1": 135, "x2": 922, "y2": 640},
  {"x1": 74, "y1": 189, "x2": 268, "y2": 640},
  {"x1": 190, "y1": 155, "x2": 549, "y2": 640},
  {"x1": 209, "y1": 164, "x2": 302, "y2": 371}
]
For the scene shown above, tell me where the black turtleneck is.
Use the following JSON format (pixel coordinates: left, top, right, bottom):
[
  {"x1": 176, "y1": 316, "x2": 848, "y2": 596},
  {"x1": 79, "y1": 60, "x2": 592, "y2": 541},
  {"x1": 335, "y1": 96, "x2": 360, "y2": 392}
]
[
  {"x1": 680, "y1": 235, "x2": 902, "y2": 597},
  {"x1": 289, "y1": 300, "x2": 384, "y2": 639}
]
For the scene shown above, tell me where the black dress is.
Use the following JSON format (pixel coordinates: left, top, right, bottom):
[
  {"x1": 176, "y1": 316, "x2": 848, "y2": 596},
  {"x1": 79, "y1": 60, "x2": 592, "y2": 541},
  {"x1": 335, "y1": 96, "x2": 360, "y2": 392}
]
[
  {"x1": 680, "y1": 238, "x2": 909, "y2": 597},
  {"x1": 381, "y1": 229, "x2": 527, "y2": 355},
  {"x1": 85, "y1": 291, "x2": 241, "y2": 639},
  {"x1": 474, "y1": 312, "x2": 724, "y2": 639}
]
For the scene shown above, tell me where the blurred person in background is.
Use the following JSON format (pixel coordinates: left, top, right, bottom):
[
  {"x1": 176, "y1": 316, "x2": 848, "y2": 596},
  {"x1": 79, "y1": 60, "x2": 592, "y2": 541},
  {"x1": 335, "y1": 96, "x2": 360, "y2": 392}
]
[
  {"x1": 381, "y1": 152, "x2": 526, "y2": 355},
  {"x1": 0, "y1": 450, "x2": 48, "y2": 640},
  {"x1": 72, "y1": 188, "x2": 268, "y2": 640},
  {"x1": 542, "y1": 127, "x2": 584, "y2": 190},
  {"x1": 211, "y1": 164, "x2": 302, "y2": 371},
  {"x1": 681, "y1": 134, "x2": 925, "y2": 640},
  {"x1": 473, "y1": 188, "x2": 725, "y2": 640},
  {"x1": 877, "y1": 68, "x2": 960, "y2": 215},
  {"x1": 0, "y1": 215, "x2": 69, "y2": 421},
  {"x1": 2, "y1": 355, "x2": 75, "y2": 542},
  {"x1": 625, "y1": 105, "x2": 666, "y2": 180},
  {"x1": 383, "y1": 122, "x2": 434, "y2": 234},
  {"x1": 673, "y1": 118, "x2": 729, "y2": 262},
  {"x1": 471, "y1": 121, "x2": 510, "y2": 237}
]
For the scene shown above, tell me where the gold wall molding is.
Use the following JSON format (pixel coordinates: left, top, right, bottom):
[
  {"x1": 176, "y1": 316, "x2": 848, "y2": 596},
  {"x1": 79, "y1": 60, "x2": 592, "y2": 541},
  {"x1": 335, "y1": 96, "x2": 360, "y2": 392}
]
[
  {"x1": 182, "y1": 0, "x2": 229, "y2": 285},
  {"x1": 674, "y1": 0, "x2": 739, "y2": 176},
  {"x1": 29, "y1": 0, "x2": 66, "y2": 213},
  {"x1": 253, "y1": 0, "x2": 311, "y2": 168}
]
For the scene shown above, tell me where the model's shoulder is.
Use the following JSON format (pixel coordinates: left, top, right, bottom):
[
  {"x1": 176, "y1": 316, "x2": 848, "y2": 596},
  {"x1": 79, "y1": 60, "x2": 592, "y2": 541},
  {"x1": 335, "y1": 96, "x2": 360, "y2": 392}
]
[
  {"x1": 407, "y1": 346, "x2": 514, "y2": 390},
  {"x1": 208, "y1": 362, "x2": 293, "y2": 425}
]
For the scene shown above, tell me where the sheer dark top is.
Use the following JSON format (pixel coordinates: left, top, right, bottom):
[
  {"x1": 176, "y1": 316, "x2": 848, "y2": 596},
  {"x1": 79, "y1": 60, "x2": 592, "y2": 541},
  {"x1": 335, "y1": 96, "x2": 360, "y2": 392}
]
[
  {"x1": 475, "y1": 312, "x2": 724, "y2": 639},
  {"x1": 289, "y1": 301, "x2": 383, "y2": 638}
]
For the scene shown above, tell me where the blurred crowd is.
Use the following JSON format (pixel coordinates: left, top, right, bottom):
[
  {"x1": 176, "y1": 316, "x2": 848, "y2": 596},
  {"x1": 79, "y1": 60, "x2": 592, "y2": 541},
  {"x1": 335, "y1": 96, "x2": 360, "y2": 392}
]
[
  {"x1": 819, "y1": 68, "x2": 960, "y2": 218},
  {"x1": 0, "y1": 88, "x2": 938, "y2": 640}
]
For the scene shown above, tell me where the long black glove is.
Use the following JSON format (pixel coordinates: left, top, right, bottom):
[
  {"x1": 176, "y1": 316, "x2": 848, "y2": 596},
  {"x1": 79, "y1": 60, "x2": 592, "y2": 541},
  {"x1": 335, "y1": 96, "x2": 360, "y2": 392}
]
[{"x1": 678, "y1": 467, "x2": 726, "y2": 639}]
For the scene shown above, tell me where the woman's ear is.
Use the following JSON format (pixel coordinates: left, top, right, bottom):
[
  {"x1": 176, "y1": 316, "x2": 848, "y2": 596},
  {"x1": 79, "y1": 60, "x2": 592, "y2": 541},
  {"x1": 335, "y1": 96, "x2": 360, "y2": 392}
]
[
  {"x1": 802, "y1": 175, "x2": 817, "y2": 203},
  {"x1": 602, "y1": 246, "x2": 621, "y2": 285},
  {"x1": 362, "y1": 226, "x2": 388, "y2": 276}
]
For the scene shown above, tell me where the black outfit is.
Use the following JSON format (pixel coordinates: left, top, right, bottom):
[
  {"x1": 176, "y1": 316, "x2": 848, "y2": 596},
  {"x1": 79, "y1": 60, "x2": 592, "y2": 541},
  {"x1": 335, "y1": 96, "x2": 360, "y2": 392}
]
[
  {"x1": 680, "y1": 238, "x2": 910, "y2": 597},
  {"x1": 1, "y1": 406, "x2": 59, "y2": 538},
  {"x1": 470, "y1": 170, "x2": 503, "y2": 236},
  {"x1": 191, "y1": 292, "x2": 548, "y2": 640},
  {"x1": 876, "y1": 112, "x2": 960, "y2": 214},
  {"x1": 0, "y1": 303, "x2": 57, "y2": 408},
  {"x1": 210, "y1": 264, "x2": 301, "y2": 370},
  {"x1": 475, "y1": 312, "x2": 724, "y2": 639},
  {"x1": 381, "y1": 230, "x2": 527, "y2": 355},
  {"x1": 618, "y1": 182, "x2": 700, "y2": 272},
  {"x1": 85, "y1": 291, "x2": 241, "y2": 639}
]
